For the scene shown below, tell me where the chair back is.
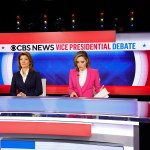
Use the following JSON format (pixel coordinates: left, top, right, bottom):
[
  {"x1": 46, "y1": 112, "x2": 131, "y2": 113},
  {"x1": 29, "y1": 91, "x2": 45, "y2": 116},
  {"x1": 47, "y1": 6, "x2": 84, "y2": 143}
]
[{"x1": 41, "y1": 78, "x2": 46, "y2": 96}]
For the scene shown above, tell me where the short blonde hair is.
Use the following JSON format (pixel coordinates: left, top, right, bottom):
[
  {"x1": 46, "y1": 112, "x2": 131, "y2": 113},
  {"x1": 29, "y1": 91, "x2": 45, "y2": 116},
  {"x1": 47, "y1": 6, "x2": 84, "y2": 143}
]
[{"x1": 73, "y1": 51, "x2": 90, "y2": 71}]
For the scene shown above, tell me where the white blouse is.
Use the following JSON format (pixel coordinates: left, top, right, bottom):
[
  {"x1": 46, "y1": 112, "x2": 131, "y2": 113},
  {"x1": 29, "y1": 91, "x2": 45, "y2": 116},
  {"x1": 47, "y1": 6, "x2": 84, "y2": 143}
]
[
  {"x1": 20, "y1": 69, "x2": 29, "y2": 83},
  {"x1": 79, "y1": 69, "x2": 87, "y2": 87}
]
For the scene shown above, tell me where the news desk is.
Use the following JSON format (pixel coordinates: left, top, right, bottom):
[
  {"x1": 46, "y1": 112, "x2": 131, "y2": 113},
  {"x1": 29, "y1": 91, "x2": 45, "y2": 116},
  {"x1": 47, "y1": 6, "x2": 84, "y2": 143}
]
[{"x1": 0, "y1": 96, "x2": 149, "y2": 150}]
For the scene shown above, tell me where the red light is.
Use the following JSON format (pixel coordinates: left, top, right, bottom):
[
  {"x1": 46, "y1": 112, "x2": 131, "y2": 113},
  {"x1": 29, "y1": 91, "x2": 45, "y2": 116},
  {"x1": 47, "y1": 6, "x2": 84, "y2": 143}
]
[
  {"x1": 100, "y1": 12, "x2": 104, "y2": 16},
  {"x1": 130, "y1": 10, "x2": 134, "y2": 16},
  {"x1": 17, "y1": 15, "x2": 20, "y2": 19},
  {"x1": 44, "y1": 15, "x2": 47, "y2": 19},
  {"x1": 72, "y1": 13, "x2": 75, "y2": 17}
]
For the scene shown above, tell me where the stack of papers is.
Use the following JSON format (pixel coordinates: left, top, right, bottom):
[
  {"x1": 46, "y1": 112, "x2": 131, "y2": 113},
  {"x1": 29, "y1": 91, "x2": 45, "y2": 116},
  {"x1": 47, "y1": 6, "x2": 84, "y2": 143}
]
[{"x1": 94, "y1": 88, "x2": 109, "y2": 98}]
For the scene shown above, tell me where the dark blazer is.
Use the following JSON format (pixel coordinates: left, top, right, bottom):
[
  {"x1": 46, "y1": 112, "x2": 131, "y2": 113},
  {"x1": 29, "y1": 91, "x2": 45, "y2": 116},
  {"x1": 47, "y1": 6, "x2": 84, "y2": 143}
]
[{"x1": 10, "y1": 71, "x2": 43, "y2": 96}]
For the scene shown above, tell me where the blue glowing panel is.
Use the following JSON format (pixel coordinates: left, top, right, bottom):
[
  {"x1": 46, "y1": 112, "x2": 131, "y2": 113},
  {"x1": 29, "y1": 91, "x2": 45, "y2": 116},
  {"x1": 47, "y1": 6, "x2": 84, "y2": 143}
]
[
  {"x1": 11, "y1": 51, "x2": 135, "y2": 85},
  {"x1": 0, "y1": 96, "x2": 138, "y2": 117}
]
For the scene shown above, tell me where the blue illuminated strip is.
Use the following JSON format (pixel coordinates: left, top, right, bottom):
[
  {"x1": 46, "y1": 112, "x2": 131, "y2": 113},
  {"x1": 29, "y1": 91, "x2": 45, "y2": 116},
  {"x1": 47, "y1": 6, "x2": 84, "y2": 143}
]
[
  {"x1": 0, "y1": 139, "x2": 124, "y2": 150},
  {"x1": 1, "y1": 139, "x2": 35, "y2": 149},
  {"x1": 0, "y1": 96, "x2": 138, "y2": 116}
]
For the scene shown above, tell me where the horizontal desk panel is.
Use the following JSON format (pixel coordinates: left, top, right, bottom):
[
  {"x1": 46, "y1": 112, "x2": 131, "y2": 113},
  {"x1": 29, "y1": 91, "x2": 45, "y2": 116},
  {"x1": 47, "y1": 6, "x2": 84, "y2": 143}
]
[
  {"x1": 0, "y1": 121, "x2": 91, "y2": 137},
  {"x1": 0, "y1": 96, "x2": 137, "y2": 117},
  {"x1": 0, "y1": 117, "x2": 138, "y2": 149},
  {"x1": 0, "y1": 139, "x2": 124, "y2": 150}
]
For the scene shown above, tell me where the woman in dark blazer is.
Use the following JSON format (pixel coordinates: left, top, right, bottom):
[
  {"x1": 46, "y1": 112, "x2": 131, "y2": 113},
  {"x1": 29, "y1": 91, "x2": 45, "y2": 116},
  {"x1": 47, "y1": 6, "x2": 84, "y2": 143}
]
[{"x1": 10, "y1": 52, "x2": 43, "y2": 96}]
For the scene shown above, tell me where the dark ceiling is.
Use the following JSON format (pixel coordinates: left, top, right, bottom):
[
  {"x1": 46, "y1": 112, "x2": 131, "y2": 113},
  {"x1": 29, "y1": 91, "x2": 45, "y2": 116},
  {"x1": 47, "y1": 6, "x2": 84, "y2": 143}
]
[{"x1": 0, "y1": 0, "x2": 149, "y2": 32}]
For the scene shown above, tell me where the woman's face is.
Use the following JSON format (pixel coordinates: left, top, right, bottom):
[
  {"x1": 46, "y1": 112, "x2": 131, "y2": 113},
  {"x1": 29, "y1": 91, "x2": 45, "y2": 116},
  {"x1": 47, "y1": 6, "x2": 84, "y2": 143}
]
[
  {"x1": 20, "y1": 55, "x2": 30, "y2": 69},
  {"x1": 76, "y1": 56, "x2": 87, "y2": 71}
]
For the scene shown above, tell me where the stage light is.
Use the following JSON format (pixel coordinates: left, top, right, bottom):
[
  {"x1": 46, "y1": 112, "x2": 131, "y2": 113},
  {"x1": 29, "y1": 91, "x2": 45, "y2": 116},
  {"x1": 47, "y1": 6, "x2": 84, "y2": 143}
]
[
  {"x1": 129, "y1": 9, "x2": 134, "y2": 29},
  {"x1": 100, "y1": 18, "x2": 104, "y2": 22},
  {"x1": 72, "y1": 25, "x2": 75, "y2": 29},
  {"x1": 100, "y1": 11, "x2": 104, "y2": 29},
  {"x1": 16, "y1": 15, "x2": 20, "y2": 19},
  {"x1": 113, "y1": 17, "x2": 118, "y2": 30},
  {"x1": 71, "y1": 13, "x2": 76, "y2": 30},
  {"x1": 100, "y1": 12, "x2": 104, "y2": 16},
  {"x1": 43, "y1": 14, "x2": 48, "y2": 31},
  {"x1": 130, "y1": 24, "x2": 134, "y2": 27},
  {"x1": 17, "y1": 27, "x2": 20, "y2": 30},
  {"x1": 130, "y1": 17, "x2": 134, "y2": 21},
  {"x1": 54, "y1": 17, "x2": 65, "y2": 31},
  {"x1": 17, "y1": 21, "x2": 20, "y2": 25},
  {"x1": 130, "y1": 11, "x2": 134, "y2": 15},
  {"x1": 44, "y1": 14, "x2": 47, "y2": 19},
  {"x1": 16, "y1": 15, "x2": 21, "y2": 31},
  {"x1": 44, "y1": 20, "x2": 47, "y2": 24},
  {"x1": 100, "y1": 24, "x2": 104, "y2": 28},
  {"x1": 72, "y1": 19, "x2": 75, "y2": 23}
]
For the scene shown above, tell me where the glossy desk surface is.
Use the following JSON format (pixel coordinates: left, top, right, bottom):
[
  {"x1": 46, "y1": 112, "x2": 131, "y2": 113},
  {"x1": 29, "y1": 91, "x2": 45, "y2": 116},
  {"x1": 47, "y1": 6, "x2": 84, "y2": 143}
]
[{"x1": 0, "y1": 96, "x2": 149, "y2": 123}]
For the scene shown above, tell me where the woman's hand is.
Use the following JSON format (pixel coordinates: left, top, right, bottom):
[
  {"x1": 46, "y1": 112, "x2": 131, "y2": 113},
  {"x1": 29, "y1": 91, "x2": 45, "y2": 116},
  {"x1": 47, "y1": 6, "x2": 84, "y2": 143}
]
[
  {"x1": 17, "y1": 92, "x2": 26, "y2": 97},
  {"x1": 70, "y1": 92, "x2": 78, "y2": 97}
]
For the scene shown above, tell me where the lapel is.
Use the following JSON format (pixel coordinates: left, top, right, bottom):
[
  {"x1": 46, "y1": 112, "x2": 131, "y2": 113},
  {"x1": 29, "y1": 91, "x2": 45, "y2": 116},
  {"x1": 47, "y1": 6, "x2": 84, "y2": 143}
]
[
  {"x1": 75, "y1": 70, "x2": 82, "y2": 91},
  {"x1": 25, "y1": 71, "x2": 33, "y2": 86},
  {"x1": 17, "y1": 72, "x2": 24, "y2": 85},
  {"x1": 81, "y1": 68, "x2": 91, "y2": 93}
]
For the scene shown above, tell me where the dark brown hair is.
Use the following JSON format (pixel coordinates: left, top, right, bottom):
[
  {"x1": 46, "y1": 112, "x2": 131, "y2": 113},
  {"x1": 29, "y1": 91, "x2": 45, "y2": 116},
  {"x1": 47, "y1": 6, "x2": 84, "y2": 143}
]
[
  {"x1": 73, "y1": 51, "x2": 90, "y2": 71},
  {"x1": 18, "y1": 52, "x2": 34, "y2": 71}
]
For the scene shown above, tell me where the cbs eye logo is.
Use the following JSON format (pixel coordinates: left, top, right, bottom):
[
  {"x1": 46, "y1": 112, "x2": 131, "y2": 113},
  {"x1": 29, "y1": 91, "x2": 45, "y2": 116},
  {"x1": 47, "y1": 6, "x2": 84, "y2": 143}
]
[{"x1": 11, "y1": 45, "x2": 16, "y2": 51}]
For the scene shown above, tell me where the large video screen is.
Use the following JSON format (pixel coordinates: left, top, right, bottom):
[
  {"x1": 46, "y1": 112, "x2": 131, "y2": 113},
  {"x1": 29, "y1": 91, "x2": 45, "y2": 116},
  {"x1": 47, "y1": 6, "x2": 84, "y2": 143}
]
[{"x1": 0, "y1": 31, "x2": 150, "y2": 88}]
